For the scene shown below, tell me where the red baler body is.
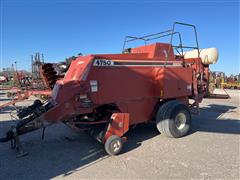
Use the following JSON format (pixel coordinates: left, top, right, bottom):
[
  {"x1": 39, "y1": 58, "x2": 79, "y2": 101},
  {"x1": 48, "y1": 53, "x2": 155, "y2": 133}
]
[{"x1": 44, "y1": 43, "x2": 200, "y2": 126}]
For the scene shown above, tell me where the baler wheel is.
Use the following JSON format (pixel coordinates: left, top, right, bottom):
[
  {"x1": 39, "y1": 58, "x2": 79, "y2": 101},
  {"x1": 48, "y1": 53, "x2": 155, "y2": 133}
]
[
  {"x1": 156, "y1": 100, "x2": 191, "y2": 138},
  {"x1": 104, "y1": 135, "x2": 123, "y2": 156}
]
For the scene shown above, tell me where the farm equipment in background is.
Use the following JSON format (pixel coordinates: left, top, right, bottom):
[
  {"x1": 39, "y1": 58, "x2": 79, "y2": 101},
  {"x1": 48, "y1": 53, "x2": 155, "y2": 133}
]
[
  {"x1": 0, "y1": 75, "x2": 7, "y2": 83},
  {"x1": 0, "y1": 22, "x2": 223, "y2": 157},
  {"x1": 208, "y1": 71, "x2": 240, "y2": 90},
  {"x1": 0, "y1": 75, "x2": 8, "y2": 84},
  {"x1": 205, "y1": 71, "x2": 230, "y2": 99},
  {"x1": 0, "y1": 53, "x2": 77, "y2": 110},
  {"x1": 40, "y1": 63, "x2": 65, "y2": 90},
  {"x1": 34, "y1": 52, "x2": 80, "y2": 90},
  {"x1": 222, "y1": 74, "x2": 240, "y2": 90},
  {"x1": 223, "y1": 82, "x2": 240, "y2": 90},
  {"x1": 209, "y1": 71, "x2": 225, "y2": 89},
  {"x1": 0, "y1": 54, "x2": 51, "y2": 110}
]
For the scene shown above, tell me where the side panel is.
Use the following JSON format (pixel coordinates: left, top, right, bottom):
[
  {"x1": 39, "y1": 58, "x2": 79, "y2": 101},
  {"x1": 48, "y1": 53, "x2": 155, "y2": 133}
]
[
  {"x1": 162, "y1": 67, "x2": 193, "y2": 98},
  {"x1": 88, "y1": 66, "x2": 156, "y2": 104},
  {"x1": 87, "y1": 65, "x2": 193, "y2": 125}
]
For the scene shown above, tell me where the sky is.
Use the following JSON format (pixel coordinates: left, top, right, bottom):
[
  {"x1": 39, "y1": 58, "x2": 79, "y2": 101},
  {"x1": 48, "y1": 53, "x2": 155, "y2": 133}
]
[{"x1": 0, "y1": 0, "x2": 239, "y2": 75}]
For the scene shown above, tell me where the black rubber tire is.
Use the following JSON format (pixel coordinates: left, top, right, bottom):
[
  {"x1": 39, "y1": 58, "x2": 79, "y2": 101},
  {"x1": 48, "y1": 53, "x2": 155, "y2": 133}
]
[
  {"x1": 104, "y1": 135, "x2": 123, "y2": 156},
  {"x1": 156, "y1": 100, "x2": 191, "y2": 138}
]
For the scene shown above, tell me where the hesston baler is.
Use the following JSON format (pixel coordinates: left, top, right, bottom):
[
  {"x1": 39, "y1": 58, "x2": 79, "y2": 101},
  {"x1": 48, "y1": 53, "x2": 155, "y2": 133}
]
[{"x1": 0, "y1": 22, "x2": 219, "y2": 156}]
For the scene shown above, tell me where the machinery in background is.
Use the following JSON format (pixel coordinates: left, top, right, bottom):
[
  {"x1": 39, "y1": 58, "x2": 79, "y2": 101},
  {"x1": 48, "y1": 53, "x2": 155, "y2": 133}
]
[
  {"x1": 0, "y1": 53, "x2": 51, "y2": 110},
  {"x1": 208, "y1": 71, "x2": 240, "y2": 91},
  {"x1": 0, "y1": 75, "x2": 7, "y2": 83},
  {"x1": 0, "y1": 53, "x2": 79, "y2": 110},
  {"x1": 222, "y1": 74, "x2": 240, "y2": 90},
  {"x1": 209, "y1": 71, "x2": 225, "y2": 89}
]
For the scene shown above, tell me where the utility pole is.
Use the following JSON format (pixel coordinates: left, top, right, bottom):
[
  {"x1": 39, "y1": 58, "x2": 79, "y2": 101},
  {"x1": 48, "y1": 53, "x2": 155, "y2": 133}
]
[{"x1": 14, "y1": 61, "x2": 17, "y2": 71}]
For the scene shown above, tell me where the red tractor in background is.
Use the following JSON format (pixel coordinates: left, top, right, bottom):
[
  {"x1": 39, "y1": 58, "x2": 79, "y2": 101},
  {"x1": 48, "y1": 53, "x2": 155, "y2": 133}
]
[{"x1": 0, "y1": 22, "x2": 219, "y2": 156}]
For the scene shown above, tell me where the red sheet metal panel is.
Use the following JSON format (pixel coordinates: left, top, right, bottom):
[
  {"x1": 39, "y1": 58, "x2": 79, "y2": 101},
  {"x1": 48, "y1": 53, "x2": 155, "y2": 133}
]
[
  {"x1": 104, "y1": 113, "x2": 130, "y2": 141},
  {"x1": 48, "y1": 43, "x2": 195, "y2": 124}
]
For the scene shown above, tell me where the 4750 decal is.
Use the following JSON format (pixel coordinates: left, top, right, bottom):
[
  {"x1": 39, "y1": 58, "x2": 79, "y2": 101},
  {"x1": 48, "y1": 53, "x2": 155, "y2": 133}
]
[{"x1": 93, "y1": 59, "x2": 114, "y2": 66}]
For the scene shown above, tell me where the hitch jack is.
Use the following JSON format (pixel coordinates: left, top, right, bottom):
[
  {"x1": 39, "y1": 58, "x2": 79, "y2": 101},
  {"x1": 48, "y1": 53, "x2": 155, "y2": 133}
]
[{"x1": 10, "y1": 125, "x2": 28, "y2": 158}]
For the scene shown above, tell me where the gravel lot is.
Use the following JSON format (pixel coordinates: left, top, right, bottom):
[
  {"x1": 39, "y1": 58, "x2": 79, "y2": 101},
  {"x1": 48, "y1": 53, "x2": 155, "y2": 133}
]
[{"x1": 0, "y1": 89, "x2": 239, "y2": 179}]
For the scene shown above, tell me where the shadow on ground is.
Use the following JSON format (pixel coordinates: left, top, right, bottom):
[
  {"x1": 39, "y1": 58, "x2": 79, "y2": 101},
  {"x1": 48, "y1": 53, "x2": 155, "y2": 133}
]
[
  {"x1": 0, "y1": 104, "x2": 239, "y2": 179},
  {"x1": 0, "y1": 121, "x2": 108, "y2": 179},
  {"x1": 190, "y1": 104, "x2": 240, "y2": 135}
]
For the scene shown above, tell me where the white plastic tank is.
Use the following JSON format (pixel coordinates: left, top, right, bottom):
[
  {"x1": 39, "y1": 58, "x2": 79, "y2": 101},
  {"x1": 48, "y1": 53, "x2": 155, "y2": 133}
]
[{"x1": 184, "y1": 48, "x2": 219, "y2": 65}]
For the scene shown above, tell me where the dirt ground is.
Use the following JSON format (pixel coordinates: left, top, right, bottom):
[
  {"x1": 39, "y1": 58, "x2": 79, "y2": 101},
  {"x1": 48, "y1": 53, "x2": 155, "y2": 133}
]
[{"x1": 0, "y1": 89, "x2": 239, "y2": 179}]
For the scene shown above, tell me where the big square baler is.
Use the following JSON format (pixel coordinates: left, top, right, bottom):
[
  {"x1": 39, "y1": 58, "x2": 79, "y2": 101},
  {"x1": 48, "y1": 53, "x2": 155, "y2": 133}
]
[{"x1": 0, "y1": 22, "x2": 219, "y2": 156}]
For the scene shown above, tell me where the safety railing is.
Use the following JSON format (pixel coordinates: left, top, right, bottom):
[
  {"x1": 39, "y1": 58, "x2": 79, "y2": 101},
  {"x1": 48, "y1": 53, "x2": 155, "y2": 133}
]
[{"x1": 122, "y1": 22, "x2": 200, "y2": 61}]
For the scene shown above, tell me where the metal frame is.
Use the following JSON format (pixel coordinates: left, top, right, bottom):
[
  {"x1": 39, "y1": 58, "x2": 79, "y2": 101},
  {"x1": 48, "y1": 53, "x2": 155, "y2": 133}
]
[{"x1": 122, "y1": 22, "x2": 200, "y2": 62}]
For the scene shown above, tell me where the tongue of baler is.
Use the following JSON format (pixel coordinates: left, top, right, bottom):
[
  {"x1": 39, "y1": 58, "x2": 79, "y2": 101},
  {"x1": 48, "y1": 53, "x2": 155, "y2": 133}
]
[
  {"x1": 0, "y1": 100, "x2": 54, "y2": 143},
  {"x1": 0, "y1": 99, "x2": 54, "y2": 157}
]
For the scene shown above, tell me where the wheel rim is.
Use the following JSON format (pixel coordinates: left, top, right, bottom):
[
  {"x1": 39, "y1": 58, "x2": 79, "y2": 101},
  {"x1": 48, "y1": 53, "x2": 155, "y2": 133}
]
[
  {"x1": 175, "y1": 112, "x2": 187, "y2": 130},
  {"x1": 111, "y1": 140, "x2": 121, "y2": 153}
]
